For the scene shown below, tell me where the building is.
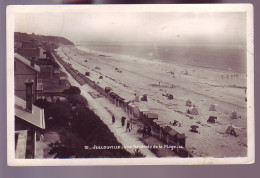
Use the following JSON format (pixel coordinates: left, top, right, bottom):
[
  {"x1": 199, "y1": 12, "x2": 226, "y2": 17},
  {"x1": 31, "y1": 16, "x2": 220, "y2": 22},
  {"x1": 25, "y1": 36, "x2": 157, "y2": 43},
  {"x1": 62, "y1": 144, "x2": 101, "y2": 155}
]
[
  {"x1": 15, "y1": 53, "x2": 40, "y2": 102},
  {"x1": 14, "y1": 52, "x2": 45, "y2": 158},
  {"x1": 17, "y1": 42, "x2": 47, "y2": 61},
  {"x1": 15, "y1": 96, "x2": 45, "y2": 158}
]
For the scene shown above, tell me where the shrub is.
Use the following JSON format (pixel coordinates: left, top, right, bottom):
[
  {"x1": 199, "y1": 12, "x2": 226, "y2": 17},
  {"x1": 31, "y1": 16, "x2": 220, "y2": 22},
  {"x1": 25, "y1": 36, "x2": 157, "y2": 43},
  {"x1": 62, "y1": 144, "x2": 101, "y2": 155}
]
[
  {"x1": 132, "y1": 149, "x2": 146, "y2": 158},
  {"x1": 63, "y1": 86, "x2": 81, "y2": 95}
]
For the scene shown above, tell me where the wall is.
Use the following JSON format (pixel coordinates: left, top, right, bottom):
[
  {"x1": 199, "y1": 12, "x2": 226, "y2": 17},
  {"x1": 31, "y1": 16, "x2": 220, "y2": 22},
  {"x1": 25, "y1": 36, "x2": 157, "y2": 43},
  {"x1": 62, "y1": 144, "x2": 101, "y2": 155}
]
[
  {"x1": 39, "y1": 47, "x2": 47, "y2": 59},
  {"x1": 15, "y1": 59, "x2": 38, "y2": 101}
]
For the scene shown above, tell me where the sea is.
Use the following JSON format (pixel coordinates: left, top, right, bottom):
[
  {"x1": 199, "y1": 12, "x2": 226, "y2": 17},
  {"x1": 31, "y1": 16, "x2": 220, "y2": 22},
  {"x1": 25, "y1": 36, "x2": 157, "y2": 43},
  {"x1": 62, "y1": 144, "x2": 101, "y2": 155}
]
[{"x1": 77, "y1": 43, "x2": 247, "y2": 74}]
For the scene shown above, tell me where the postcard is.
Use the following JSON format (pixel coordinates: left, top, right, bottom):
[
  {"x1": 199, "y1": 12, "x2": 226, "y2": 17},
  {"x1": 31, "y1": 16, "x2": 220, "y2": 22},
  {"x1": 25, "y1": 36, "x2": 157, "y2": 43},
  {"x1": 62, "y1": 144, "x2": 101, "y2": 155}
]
[{"x1": 6, "y1": 4, "x2": 254, "y2": 166}]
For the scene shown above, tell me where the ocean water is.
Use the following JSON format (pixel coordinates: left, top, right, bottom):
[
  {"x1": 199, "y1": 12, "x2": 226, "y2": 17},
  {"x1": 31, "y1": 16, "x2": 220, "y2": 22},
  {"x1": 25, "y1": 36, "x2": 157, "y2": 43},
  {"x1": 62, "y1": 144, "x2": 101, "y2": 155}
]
[{"x1": 78, "y1": 43, "x2": 247, "y2": 74}]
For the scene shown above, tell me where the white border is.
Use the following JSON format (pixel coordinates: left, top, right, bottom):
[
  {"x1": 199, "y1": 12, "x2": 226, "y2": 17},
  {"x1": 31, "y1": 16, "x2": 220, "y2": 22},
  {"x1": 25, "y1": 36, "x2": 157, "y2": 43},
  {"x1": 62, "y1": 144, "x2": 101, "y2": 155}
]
[{"x1": 7, "y1": 4, "x2": 254, "y2": 166}]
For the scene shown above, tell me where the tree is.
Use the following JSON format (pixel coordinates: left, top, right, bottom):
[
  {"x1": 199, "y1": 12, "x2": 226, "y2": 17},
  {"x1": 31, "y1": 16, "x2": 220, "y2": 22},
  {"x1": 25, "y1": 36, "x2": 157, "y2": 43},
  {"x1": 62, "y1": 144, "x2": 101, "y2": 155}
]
[{"x1": 63, "y1": 86, "x2": 81, "y2": 95}]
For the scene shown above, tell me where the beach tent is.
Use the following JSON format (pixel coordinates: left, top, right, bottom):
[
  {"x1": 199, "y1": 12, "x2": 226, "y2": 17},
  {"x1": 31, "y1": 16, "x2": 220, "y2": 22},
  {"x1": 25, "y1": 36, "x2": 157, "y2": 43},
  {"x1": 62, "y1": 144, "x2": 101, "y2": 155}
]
[
  {"x1": 105, "y1": 87, "x2": 112, "y2": 93},
  {"x1": 134, "y1": 95, "x2": 140, "y2": 102},
  {"x1": 190, "y1": 125, "x2": 199, "y2": 133},
  {"x1": 172, "y1": 120, "x2": 179, "y2": 126},
  {"x1": 209, "y1": 104, "x2": 217, "y2": 111},
  {"x1": 187, "y1": 107, "x2": 199, "y2": 115},
  {"x1": 231, "y1": 111, "x2": 238, "y2": 119},
  {"x1": 207, "y1": 116, "x2": 217, "y2": 123},
  {"x1": 141, "y1": 94, "x2": 148, "y2": 101},
  {"x1": 168, "y1": 94, "x2": 174, "y2": 100},
  {"x1": 225, "y1": 125, "x2": 238, "y2": 136},
  {"x1": 186, "y1": 100, "x2": 192, "y2": 107}
]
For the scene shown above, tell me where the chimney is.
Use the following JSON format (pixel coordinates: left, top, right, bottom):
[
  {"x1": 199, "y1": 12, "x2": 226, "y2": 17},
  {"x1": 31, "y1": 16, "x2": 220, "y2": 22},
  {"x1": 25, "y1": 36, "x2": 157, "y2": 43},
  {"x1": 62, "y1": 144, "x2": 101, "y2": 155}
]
[
  {"x1": 25, "y1": 79, "x2": 34, "y2": 112},
  {"x1": 30, "y1": 59, "x2": 35, "y2": 67}
]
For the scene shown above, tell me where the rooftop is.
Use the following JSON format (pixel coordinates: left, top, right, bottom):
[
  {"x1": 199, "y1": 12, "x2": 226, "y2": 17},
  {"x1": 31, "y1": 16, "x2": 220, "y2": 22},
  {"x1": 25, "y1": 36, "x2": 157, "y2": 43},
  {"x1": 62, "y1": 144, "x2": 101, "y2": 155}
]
[
  {"x1": 17, "y1": 48, "x2": 41, "y2": 57},
  {"x1": 15, "y1": 53, "x2": 40, "y2": 72},
  {"x1": 15, "y1": 130, "x2": 28, "y2": 159},
  {"x1": 15, "y1": 96, "x2": 45, "y2": 129}
]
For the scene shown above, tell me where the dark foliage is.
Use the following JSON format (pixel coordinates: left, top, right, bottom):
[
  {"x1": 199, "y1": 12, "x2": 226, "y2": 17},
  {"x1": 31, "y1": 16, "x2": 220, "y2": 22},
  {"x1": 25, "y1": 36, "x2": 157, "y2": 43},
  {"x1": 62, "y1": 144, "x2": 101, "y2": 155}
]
[
  {"x1": 35, "y1": 97, "x2": 131, "y2": 158},
  {"x1": 63, "y1": 86, "x2": 81, "y2": 95},
  {"x1": 132, "y1": 149, "x2": 146, "y2": 158}
]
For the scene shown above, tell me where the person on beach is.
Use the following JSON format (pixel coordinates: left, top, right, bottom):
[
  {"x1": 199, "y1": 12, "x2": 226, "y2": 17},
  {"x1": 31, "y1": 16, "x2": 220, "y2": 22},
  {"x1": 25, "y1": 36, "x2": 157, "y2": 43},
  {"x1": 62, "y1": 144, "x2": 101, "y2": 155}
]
[
  {"x1": 147, "y1": 126, "x2": 151, "y2": 137},
  {"x1": 112, "y1": 115, "x2": 115, "y2": 124},
  {"x1": 126, "y1": 121, "x2": 131, "y2": 132},
  {"x1": 142, "y1": 126, "x2": 147, "y2": 138},
  {"x1": 121, "y1": 117, "x2": 126, "y2": 127}
]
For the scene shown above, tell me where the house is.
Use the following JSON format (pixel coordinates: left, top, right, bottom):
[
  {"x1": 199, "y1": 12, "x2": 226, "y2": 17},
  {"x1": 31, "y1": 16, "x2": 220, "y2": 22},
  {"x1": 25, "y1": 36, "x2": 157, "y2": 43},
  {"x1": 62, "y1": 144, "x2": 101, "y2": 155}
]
[
  {"x1": 15, "y1": 95, "x2": 45, "y2": 159},
  {"x1": 59, "y1": 76, "x2": 67, "y2": 86},
  {"x1": 17, "y1": 41, "x2": 47, "y2": 61},
  {"x1": 14, "y1": 52, "x2": 45, "y2": 158},
  {"x1": 14, "y1": 42, "x2": 22, "y2": 52},
  {"x1": 54, "y1": 69, "x2": 61, "y2": 75},
  {"x1": 21, "y1": 41, "x2": 38, "y2": 48},
  {"x1": 15, "y1": 53, "x2": 40, "y2": 102},
  {"x1": 37, "y1": 59, "x2": 54, "y2": 77}
]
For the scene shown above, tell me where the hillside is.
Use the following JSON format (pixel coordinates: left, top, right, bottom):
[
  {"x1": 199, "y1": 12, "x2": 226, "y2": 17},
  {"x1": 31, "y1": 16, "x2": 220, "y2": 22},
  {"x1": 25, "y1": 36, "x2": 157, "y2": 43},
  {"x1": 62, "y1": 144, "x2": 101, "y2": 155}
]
[{"x1": 14, "y1": 32, "x2": 74, "y2": 49}]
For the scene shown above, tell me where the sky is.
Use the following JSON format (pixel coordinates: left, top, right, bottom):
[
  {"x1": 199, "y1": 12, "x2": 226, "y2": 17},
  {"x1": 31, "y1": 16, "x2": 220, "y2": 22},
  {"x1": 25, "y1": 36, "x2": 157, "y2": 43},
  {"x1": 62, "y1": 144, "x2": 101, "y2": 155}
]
[{"x1": 14, "y1": 10, "x2": 246, "y2": 44}]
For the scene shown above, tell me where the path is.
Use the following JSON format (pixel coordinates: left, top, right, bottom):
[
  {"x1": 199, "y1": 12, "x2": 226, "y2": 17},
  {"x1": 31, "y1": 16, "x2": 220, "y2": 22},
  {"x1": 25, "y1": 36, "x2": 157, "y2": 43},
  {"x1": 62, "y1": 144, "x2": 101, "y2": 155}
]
[{"x1": 52, "y1": 52, "x2": 156, "y2": 157}]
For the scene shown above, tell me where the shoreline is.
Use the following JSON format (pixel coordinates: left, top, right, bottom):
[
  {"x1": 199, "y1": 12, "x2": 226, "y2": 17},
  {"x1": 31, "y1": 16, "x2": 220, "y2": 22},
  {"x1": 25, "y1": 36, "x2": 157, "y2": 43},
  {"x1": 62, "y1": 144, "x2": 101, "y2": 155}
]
[{"x1": 75, "y1": 44, "x2": 247, "y2": 76}]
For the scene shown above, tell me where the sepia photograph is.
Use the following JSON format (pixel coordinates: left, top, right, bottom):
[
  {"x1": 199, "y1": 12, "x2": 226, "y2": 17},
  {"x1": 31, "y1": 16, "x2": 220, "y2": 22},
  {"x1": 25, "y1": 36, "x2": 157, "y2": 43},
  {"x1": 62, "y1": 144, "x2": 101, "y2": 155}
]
[{"x1": 6, "y1": 4, "x2": 254, "y2": 166}]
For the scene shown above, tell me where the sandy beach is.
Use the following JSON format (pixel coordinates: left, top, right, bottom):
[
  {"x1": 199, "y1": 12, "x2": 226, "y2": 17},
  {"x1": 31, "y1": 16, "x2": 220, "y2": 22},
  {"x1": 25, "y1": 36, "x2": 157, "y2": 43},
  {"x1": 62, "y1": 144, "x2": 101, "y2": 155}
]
[{"x1": 55, "y1": 45, "x2": 247, "y2": 158}]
